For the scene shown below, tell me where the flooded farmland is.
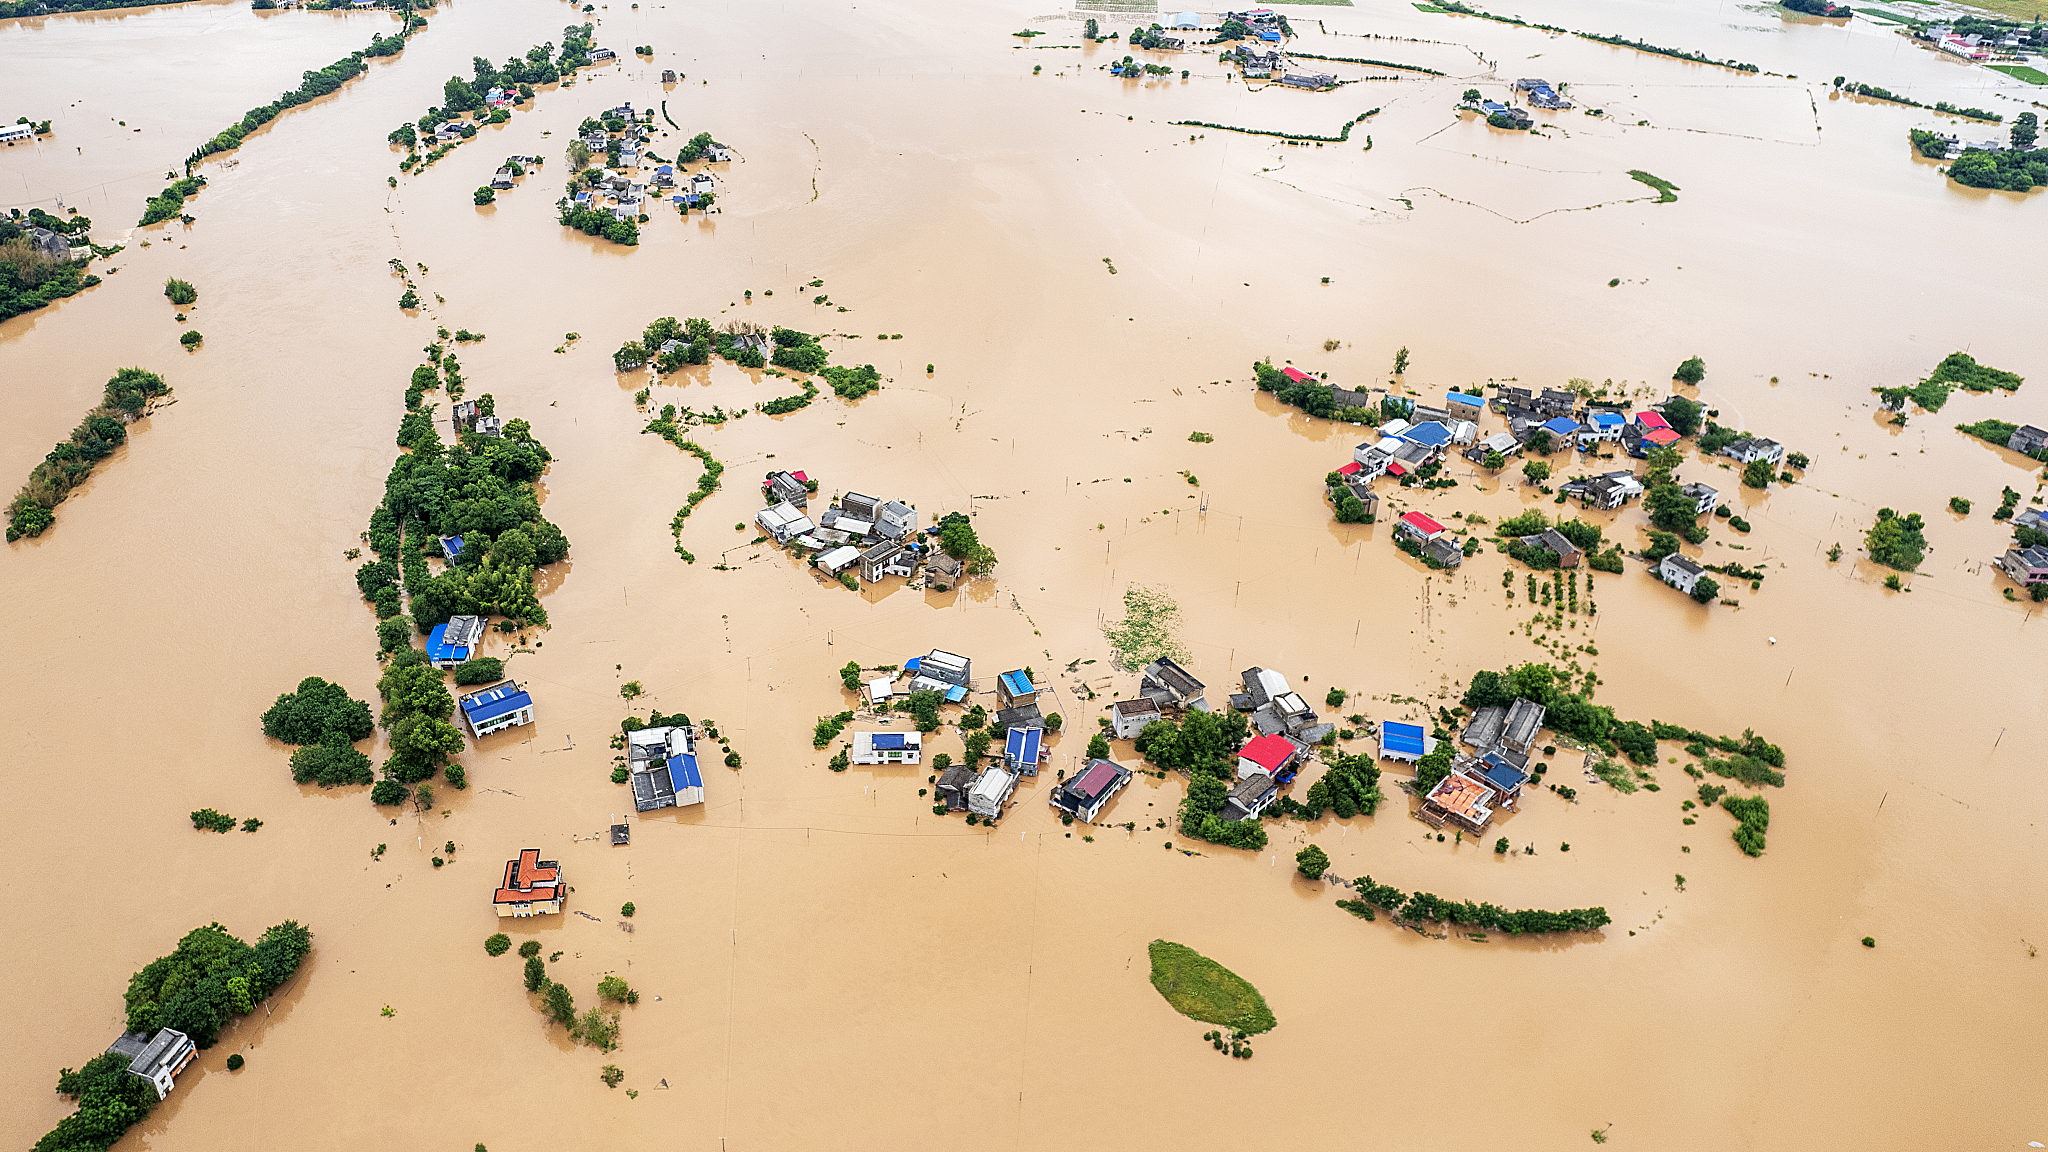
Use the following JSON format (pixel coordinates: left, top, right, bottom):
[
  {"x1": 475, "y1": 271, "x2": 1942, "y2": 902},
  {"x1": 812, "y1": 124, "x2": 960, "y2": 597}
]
[{"x1": 2, "y1": 0, "x2": 2044, "y2": 1148}]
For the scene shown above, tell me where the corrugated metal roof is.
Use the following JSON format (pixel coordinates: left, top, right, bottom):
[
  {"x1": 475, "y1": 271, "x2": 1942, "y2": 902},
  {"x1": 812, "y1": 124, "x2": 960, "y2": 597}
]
[
  {"x1": 1006, "y1": 726, "x2": 1043, "y2": 765},
  {"x1": 1382, "y1": 722, "x2": 1426, "y2": 756}
]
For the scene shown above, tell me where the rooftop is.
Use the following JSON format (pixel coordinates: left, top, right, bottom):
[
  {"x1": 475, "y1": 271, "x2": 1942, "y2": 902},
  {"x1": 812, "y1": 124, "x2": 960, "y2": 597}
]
[
  {"x1": 1425, "y1": 772, "x2": 1495, "y2": 825},
  {"x1": 1070, "y1": 758, "x2": 1124, "y2": 799},
  {"x1": 1399, "y1": 511, "x2": 1446, "y2": 536},
  {"x1": 460, "y1": 681, "x2": 531, "y2": 723},
  {"x1": 1381, "y1": 721, "x2": 1427, "y2": 757},
  {"x1": 1005, "y1": 725, "x2": 1043, "y2": 765},
  {"x1": 1239, "y1": 733, "x2": 1295, "y2": 771},
  {"x1": 493, "y1": 849, "x2": 561, "y2": 905}
]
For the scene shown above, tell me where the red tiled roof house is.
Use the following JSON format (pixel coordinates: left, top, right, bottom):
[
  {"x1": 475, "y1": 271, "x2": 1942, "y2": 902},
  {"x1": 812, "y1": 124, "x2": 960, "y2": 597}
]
[{"x1": 494, "y1": 849, "x2": 565, "y2": 918}]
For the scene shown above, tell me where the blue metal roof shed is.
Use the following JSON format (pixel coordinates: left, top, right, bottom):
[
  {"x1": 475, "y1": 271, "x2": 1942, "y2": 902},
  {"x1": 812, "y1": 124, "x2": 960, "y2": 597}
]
[
  {"x1": 1005, "y1": 726, "x2": 1043, "y2": 767},
  {"x1": 1540, "y1": 416, "x2": 1580, "y2": 436},
  {"x1": 1380, "y1": 722, "x2": 1427, "y2": 762},
  {"x1": 669, "y1": 753, "x2": 702, "y2": 790},
  {"x1": 1448, "y1": 392, "x2": 1483, "y2": 407},
  {"x1": 426, "y1": 623, "x2": 471, "y2": 665},
  {"x1": 870, "y1": 732, "x2": 908, "y2": 750},
  {"x1": 1403, "y1": 421, "x2": 1452, "y2": 448},
  {"x1": 998, "y1": 670, "x2": 1034, "y2": 698}
]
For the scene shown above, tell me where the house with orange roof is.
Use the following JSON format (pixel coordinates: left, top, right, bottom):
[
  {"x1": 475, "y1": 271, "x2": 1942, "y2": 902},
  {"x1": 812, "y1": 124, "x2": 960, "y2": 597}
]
[
  {"x1": 493, "y1": 849, "x2": 564, "y2": 917},
  {"x1": 1419, "y1": 771, "x2": 1496, "y2": 833}
]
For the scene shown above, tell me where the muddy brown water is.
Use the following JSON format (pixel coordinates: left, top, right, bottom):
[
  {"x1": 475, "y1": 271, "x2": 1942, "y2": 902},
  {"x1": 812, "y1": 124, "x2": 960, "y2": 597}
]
[{"x1": 3, "y1": 0, "x2": 2045, "y2": 1148}]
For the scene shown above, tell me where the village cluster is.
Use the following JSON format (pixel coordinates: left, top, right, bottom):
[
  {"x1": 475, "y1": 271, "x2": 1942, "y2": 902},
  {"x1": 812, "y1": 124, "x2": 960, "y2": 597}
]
[
  {"x1": 567, "y1": 101, "x2": 730, "y2": 225},
  {"x1": 1318, "y1": 374, "x2": 1780, "y2": 600},
  {"x1": 754, "y1": 470, "x2": 967, "y2": 591}
]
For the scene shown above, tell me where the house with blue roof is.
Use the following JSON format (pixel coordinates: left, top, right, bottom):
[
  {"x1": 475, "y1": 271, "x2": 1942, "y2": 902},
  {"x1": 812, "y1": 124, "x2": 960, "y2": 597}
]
[
  {"x1": 852, "y1": 730, "x2": 922, "y2": 765},
  {"x1": 1379, "y1": 721, "x2": 1435, "y2": 764},
  {"x1": 457, "y1": 680, "x2": 535, "y2": 739},
  {"x1": 426, "y1": 615, "x2": 485, "y2": 668},
  {"x1": 996, "y1": 669, "x2": 1037, "y2": 710},
  {"x1": 1579, "y1": 411, "x2": 1626, "y2": 446},
  {"x1": 1446, "y1": 392, "x2": 1484, "y2": 420},
  {"x1": 1003, "y1": 726, "x2": 1044, "y2": 776},
  {"x1": 626, "y1": 724, "x2": 703, "y2": 810},
  {"x1": 1537, "y1": 416, "x2": 1580, "y2": 443},
  {"x1": 1402, "y1": 421, "x2": 1453, "y2": 450},
  {"x1": 439, "y1": 535, "x2": 466, "y2": 562}
]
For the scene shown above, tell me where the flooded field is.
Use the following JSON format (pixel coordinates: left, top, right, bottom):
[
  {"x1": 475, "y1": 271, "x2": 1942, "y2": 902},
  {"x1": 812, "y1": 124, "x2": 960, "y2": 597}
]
[{"x1": 3, "y1": 0, "x2": 2044, "y2": 1148}]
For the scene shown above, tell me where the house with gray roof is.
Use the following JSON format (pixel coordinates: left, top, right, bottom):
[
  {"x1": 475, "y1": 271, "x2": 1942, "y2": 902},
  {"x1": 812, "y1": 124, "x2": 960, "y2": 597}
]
[
  {"x1": 1502, "y1": 698, "x2": 1545, "y2": 754},
  {"x1": 106, "y1": 1028, "x2": 196, "y2": 1100},
  {"x1": 1461, "y1": 704, "x2": 1506, "y2": 750},
  {"x1": 1050, "y1": 758, "x2": 1131, "y2": 822},
  {"x1": 1221, "y1": 772, "x2": 1278, "y2": 821}
]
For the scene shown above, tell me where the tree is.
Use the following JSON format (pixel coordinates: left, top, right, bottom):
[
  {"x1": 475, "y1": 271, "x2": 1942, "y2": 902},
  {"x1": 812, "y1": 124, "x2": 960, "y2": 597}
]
[
  {"x1": 370, "y1": 780, "x2": 408, "y2": 805},
  {"x1": 1084, "y1": 16, "x2": 1099, "y2": 38},
  {"x1": 1391, "y1": 346, "x2": 1409, "y2": 375},
  {"x1": 1462, "y1": 669, "x2": 1514, "y2": 709},
  {"x1": 485, "y1": 933, "x2": 511, "y2": 956},
  {"x1": 385, "y1": 713, "x2": 464, "y2": 782},
  {"x1": 1864, "y1": 507, "x2": 1927, "y2": 570},
  {"x1": 474, "y1": 186, "x2": 495, "y2": 205},
  {"x1": 1413, "y1": 747, "x2": 1454, "y2": 795},
  {"x1": 1673, "y1": 356, "x2": 1706, "y2": 385},
  {"x1": 1482, "y1": 449, "x2": 1506, "y2": 471},
  {"x1": 1494, "y1": 837, "x2": 1510, "y2": 854},
  {"x1": 262, "y1": 677, "x2": 375, "y2": 746},
  {"x1": 544, "y1": 980, "x2": 577, "y2": 1027},
  {"x1": 1086, "y1": 732, "x2": 1111, "y2": 759},
  {"x1": 1295, "y1": 844, "x2": 1330, "y2": 879},
  {"x1": 1524, "y1": 429, "x2": 1553, "y2": 455},
  {"x1": 1741, "y1": 458, "x2": 1774, "y2": 489},
  {"x1": 937, "y1": 512, "x2": 998, "y2": 575},
  {"x1": 442, "y1": 76, "x2": 482, "y2": 113},
  {"x1": 2013, "y1": 111, "x2": 2039, "y2": 151},
  {"x1": 1691, "y1": 574, "x2": 1720, "y2": 603},
  {"x1": 523, "y1": 955, "x2": 546, "y2": 991},
  {"x1": 1660, "y1": 394, "x2": 1703, "y2": 436},
  {"x1": 1462, "y1": 88, "x2": 1481, "y2": 102},
  {"x1": 1522, "y1": 460, "x2": 1551, "y2": 484},
  {"x1": 597, "y1": 975, "x2": 635, "y2": 1002}
]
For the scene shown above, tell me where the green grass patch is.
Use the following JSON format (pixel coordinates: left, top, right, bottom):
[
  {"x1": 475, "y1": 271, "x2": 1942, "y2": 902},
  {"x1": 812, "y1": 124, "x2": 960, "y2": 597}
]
[
  {"x1": 1926, "y1": 350, "x2": 2023, "y2": 394},
  {"x1": 1856, "y1": 7, "x2": 1910, "y2": 20},
  {"x1": 1414, "y1": 3, "x2": 1447, "y2": 10},
  {"x1": 1628, "y1": 170, "x2": 1680, "y2": 203},
  {"x1": 1147, "y1": 940, "x2": 1277, "y2": 1034},
  {"x1": 1989, "y1": 64, "x2": 2048, "y2": 84}
]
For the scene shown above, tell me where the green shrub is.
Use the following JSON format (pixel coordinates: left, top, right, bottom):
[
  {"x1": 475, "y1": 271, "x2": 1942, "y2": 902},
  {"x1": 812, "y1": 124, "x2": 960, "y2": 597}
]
[
  {"x1": 452, "y1": 657, "x2": 504, "y2": 685},
  {"x1": 179, "y1": 329, "x2": 204, "y2": 348},
  {"x1": 164, "y1": 277, "x2": 198, "y2": 305},
  {"x1": 485, "y1": 933, "x2": 512, "y2": 956},
  {"x1": 621, "y1": 902, "x2": 635, "y2": 917},
  {"x1": 226, "y1": 1054, "x2": 244, "y2": 1070},
  {"x1": 518, "y1": 940, "x2": 541, "y2": 958}
]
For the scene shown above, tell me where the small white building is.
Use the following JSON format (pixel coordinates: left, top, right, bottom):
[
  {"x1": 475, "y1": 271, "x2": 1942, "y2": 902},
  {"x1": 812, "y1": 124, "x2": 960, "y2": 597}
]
[
  {"x1": 852, "y1": 730, "x2": 921, "y2": 765},
  {"x1": 1659, "y1": 552, "x2": 1705, "y2": 595},
  {"x1": 756, "y1": 502, "x2": 815, "y2": 543},
  {"x1": 1680, "y1": 482, "x2": 1718, "y2": 515},
  {"x1": 1722, "y1": 438, "x2": 1784, "y2": 466},
  {"x1": 106, "y1": 1029, "x2": 196, "y2": 1100},
  {"x1": 1111, "y1": 697, "x2": 1162, "y2": 739},
  {"x1": 813, "y1": 545, "x2": 862, "y2": 576},
  {"x1": 967, "y1": 765, "x2": 1017, "y2": 818},
  {"x1": 0, "y1": 123, "x2": 35, "y2": 144},
  {"x1": 866, "y1": 678, "x2": 897, "y2": 706}
]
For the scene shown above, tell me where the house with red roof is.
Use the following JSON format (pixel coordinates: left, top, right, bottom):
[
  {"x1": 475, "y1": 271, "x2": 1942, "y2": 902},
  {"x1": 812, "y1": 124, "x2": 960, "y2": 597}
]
[
  {"x1": 1236, "y1": 732, "x2": 1299, "y2": 780},
  {"x1": 1634, "y1": 411, "x2": 1671, "y2": 431},
  {"x1": 1396, "y1": 511, "x2": 1445, "y2": 542},
  {"x1": 1281, "y1": 366, "x2": 1313, "y2": 385},
  {"x1": 493, "y1": 849, "x2": 565, "y2": 918}
]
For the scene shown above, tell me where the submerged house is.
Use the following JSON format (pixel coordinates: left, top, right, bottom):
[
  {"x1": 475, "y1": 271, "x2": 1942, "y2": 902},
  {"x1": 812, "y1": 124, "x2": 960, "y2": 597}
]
[
  {"x1": 427, "y1": 614, "x2": 484, "y2": 668},
  {"x1": 1003, "y1": 725, "x2": 1044, "y2": 775},
  {"x1": 852, "y1": 730, "x2": 922, "y2": 765},
  {"x1": 1049, "y1": 757, "x2": 1131, "y2": 822},
  {"x1": 1502, "y1": 698, "x2": 1545, "y2": 754},
  {"x1": 1659, "y1": 553, "x2": 1706, "y2": 596},
  {"x1": 1379, "y1": 721, "x2": 1433, "y2": 763},
  {"x1": 936, "y1": 763, "x2": 975, "y2": 811},
  {"x1": 1236, "y1": 732, "x2": 1300, "y2": 780},
  {"x1": 763, "y1": 469, "x2": 811, "y2": 507},
  {"x1": 1461, "y1": 705, "x2": 1506, "y2": 750},
  {"x1": 1999, "y1": 545, "x2": 2048, "y2": 586},
  {"x1": 1221, "y1": 772, "x2": 1278, "y2": 822},
  {"x1": 105, "y1": 1028, "x2": 197, "y2": 1100},
  {"x1": 1722, "y1": 438, "x2": 1784, "y2": 466},
  {"x1": 1420, "y1": 771, "x2": 1496, "y2": 833},
  {"x1": 626, "y1": 724, "x2": 703, "y2": 811},
  {"x1": 1140, "y1": 657, "x2": 1208, "y2": 712},
  {"x1": 458, "y1": 680, "x2": 534, "y2": 739},
  {"x1": 493, "y1": 848, "x2": 564, "y2": 917},
  {"x1": 1111, "y1": 696, "x2": 1162, "y2": 739},
  {"x1": 967, "y1": 765, "x2": 1017, "y2": 818},
  {"x1": 858, "y1": 540, "x2": 919, "y2": 583},
  {"x1": 756, "y1": 501, "x2": 816, "y2": 543}
]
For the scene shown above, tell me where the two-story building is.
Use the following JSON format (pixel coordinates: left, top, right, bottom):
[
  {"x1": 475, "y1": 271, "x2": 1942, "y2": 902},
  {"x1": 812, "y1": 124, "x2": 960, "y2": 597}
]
[
  {"x1": 493, "y1": 848, "x2": 564, "y2": 917},
  {"x1": 1049, "y1": 758, "x2": 1132, "y2": 822},
  {"x1": 458, "y1": 681, "x2": 535, "y2": 739}
]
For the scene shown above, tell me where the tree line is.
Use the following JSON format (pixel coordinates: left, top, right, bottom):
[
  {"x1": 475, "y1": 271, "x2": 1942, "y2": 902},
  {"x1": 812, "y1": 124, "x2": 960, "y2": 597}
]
[
  {"x1": 1463, "y1": 665, "x2": 1785, "y2": 785},
  {"x1": 1339, "y1": 876, "x2": 1609, "y2": 934},
  {"x1": 7, "y1": 367, "x2": 169, "y2": 541}
]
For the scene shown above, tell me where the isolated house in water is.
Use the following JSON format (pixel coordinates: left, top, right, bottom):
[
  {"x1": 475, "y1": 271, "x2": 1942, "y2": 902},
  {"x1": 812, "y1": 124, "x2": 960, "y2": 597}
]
[
  {"x1": 458, "y1": 681, "x2": 535, "y2": 739},
  {"x1": 1379, "y1": 721, "x2": 1433, "y2": 763},
  {"x1": 968, "y1": 765, "x2": 1017, "y2": 818},
  {"x1": 493, "y1": 848, "x2": 564, "y2": 917},
  {"x1": 1659, "y1": 553, "x2": 1706, "y2": 596},
  {"x1": 763, "y1": 470, "x2": 810, "y2": 507},
  {"x1": 1049, "y1": 757, "x2": 1131, "y2": 822},
  {"x1": 1222, "y1": 772, "x2": 1279, "y2": 821},
  {"x1": 756, "y1": 501, "x2": 815, "y2": 543},
  {"x1": 936, "y1": 764, "x2": 975, "y2": 811},
  {"x1": 1462, "y1": 706, "x2": 1506, "y2": 751},
  {"x1": 1236, "y1": 732, "x2": 1299, "y2": 779},
  {"x1": 852, "y1": 730, "x2": 922, "y2": 765},
  {"x1": 626, "y1": 724, "x2": 703, "y2": 811},
  {"x1": 105, "y1": 1028, "x2": 197, "y2": 1100},
  {"x1": 1003, "y1": 725, "x2": 1044, "y2": 776}
]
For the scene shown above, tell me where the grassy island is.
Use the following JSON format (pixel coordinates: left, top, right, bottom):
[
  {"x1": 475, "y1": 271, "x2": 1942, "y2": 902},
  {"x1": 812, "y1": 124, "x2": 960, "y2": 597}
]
[{"x1": 1147, "y1": 940, "x2": 1277, "y2": 1034}]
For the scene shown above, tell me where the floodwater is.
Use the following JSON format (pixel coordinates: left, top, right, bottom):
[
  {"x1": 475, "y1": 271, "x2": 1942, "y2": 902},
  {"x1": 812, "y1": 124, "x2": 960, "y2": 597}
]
[{"x1": 3, "y1": 0, "x2": 2044, "y2": 1148}]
